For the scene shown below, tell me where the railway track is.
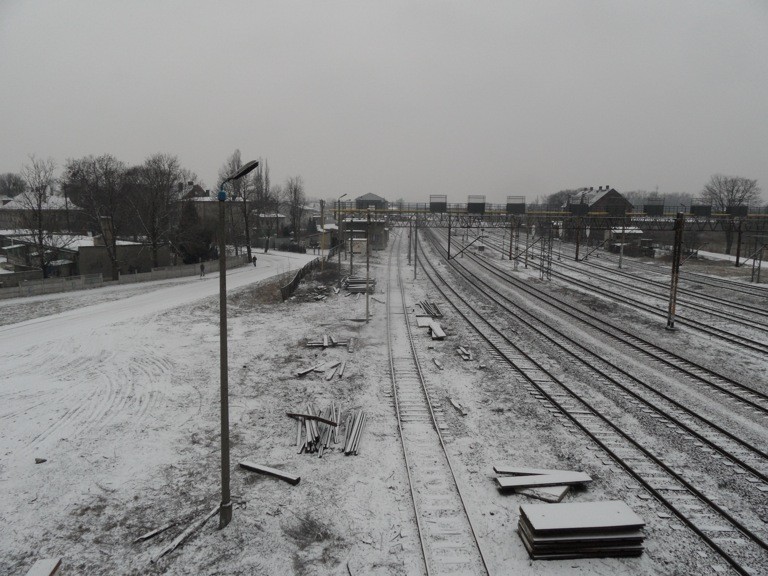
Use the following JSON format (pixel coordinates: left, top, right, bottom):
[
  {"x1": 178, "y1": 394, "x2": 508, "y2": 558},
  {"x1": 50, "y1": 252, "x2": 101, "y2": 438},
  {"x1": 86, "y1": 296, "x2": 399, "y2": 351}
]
[
  {"x1": 589, "y1": 251, "x2": 768, "y2": 300},
  {"x1": 386, "y1": 231, "x2": 489, "y2": 576},
  {"x1": 441, "y1": 228, "x2": 768, "y2": 415},
  {"x1": 426, "y1": 228, "x2": 768, "y2": 484},
  {"x1": 552, "y1": 246, "x2": 768, "y2": 328},
  {"x1": 548, "y1": 244, "x2": 768, "y2": 332},
  {"x1": 480, "y1": 231, "x2": 768, "y2": 354},
  {"x1": 416, "y1": 228, "x2": 768, "y2": 575}
]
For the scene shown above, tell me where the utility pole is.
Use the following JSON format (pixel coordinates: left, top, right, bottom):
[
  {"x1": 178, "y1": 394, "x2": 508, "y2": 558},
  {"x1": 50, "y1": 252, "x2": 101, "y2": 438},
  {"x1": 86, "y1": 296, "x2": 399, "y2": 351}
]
[
  {"x1": 524, "y1": 220, "x2": 530, "y2": 269},
  {"x1": 320, "y1": 199, "x2": 325, "y2": 270},
  {"x1": 366, "y1": 211, "x2": 371, "y2": 323},
  {"x1": 735, "y1": 219, "x2": 743, "y2": 267},
  {"x1": 336, "y1": 194, "x2": 346, "y2": 288},
  {"x1": 575, "y1": 218, "x2": 582, "y2": 262},
  {"x1": 414, "y1": 215, "x2": 418, "y2": 280},
  {"x1": 338, "y1": 213, "x2": 342, "y2": 286},
  {"x1": 408, "y1": 220, "x2": 412, "y2": 265},
  {"x1": 513, "y1": 220, "x2": 520, "y2": 270},
  {"x1": 508, "y1": 217, "x2": 514, "y2": 261},
  {"x1": 666, "y1": 212, "x2": 685, "y2": 330},
  {"x1": 447, "y1": 213, "x2": 452, "y2": 260},
  {"x1": 619, "y1": 223, "x2": 626, "y2": 269}
]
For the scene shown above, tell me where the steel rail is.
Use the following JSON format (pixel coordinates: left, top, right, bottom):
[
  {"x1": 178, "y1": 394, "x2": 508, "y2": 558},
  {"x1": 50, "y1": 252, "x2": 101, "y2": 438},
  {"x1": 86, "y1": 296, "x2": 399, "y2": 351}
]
[
  {"x1": 566, "y1": 251, "x2": 768, "y2": 320},
  {"x1": 582, "y1": 248, "x2": 768, "y2": 299},
  {"x1": 386, "y1": 230, "x2": 490, "y2": 576},
  {"x1": 445, "y1": 228, "x2": 768, "y2": 412},
  {"x1": 385, "y1": 231, "x2": 430, "y2": 576},
  {"x1": 536, "y1": 248, "x2": 768, "y2": 334},
  {"x1": 417, "y1": 231, "x2": 766, "y2": 575},
  {"x1": 488, "y1": 234, "x2": 768, "y2": 353},
  {"x1": 427, "y1": 229, "x2": 768, "y2": 481}
]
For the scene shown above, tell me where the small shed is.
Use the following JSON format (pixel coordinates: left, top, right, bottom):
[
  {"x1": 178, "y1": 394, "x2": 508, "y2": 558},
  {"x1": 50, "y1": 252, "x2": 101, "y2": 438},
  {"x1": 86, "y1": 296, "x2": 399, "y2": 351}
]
[{"x1": 343, "y1": 217, "x2": 388, "y2": 251}]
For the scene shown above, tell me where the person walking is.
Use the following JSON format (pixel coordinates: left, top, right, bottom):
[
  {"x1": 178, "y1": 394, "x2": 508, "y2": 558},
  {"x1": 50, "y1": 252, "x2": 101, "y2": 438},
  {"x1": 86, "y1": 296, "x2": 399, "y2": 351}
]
[
  {"x1": 252, "y1": 255, "x2": 257, "y2": 267},
  {"x1": 200, "y1": 262, "x2": 205, "y2": 277}
]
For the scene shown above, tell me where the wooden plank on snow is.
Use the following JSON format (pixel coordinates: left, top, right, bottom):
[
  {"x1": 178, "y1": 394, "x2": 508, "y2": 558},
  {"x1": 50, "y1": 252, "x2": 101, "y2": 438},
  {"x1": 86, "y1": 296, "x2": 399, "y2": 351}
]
[
  {"x1": 239, "y1": 461, "x2": 300, "y2": 485},
  {"x1": 416, "y1": 316, "x2": 432, "y2": 328},
  {"x1": 133, "y1": 522, "x2": 175, "y2": 543},
  {"x1": 153, "y1": 505, "x2": 219, "y2": 562},
  {"x1": 429, "y1": 322, "x2": 446, "y2": 340},
  {"x1": 496, "y1": 472, "x2": 592, "y2": 490},
  {"x1": 297, "y1": 365, "x2": 318, "y2": 377},
  {"x1": 25, "y1": 558, "x2": 62, "y2": 576},
  {"x1": 516, "y1": 485, "x2": 571, "y2": 503},
  {"x1": 494, "y1": 465, "x2": 584, "y2": 476}
]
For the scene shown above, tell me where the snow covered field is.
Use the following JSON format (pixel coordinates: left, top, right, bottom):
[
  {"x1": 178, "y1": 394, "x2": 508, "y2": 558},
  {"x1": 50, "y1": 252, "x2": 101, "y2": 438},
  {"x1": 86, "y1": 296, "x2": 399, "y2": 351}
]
[{"x1": 1, "y1": 252, "x2": 319, "y2": 575}]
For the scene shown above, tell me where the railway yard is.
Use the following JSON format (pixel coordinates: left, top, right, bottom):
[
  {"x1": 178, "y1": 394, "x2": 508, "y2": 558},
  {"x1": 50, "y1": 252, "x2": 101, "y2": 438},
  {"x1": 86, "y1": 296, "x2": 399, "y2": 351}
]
[{"x1": 2, "y1": 229, "x2": 767, "y2": 575}]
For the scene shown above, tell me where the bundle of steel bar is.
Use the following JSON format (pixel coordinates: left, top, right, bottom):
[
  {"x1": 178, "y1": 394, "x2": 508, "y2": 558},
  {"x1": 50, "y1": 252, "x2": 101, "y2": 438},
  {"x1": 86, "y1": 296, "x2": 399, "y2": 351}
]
[
  {"x1": 288, "y1": 403, "x2": 342, "y2": 456},
  {"x1": 418, "y1": 300, "x2": 443, "y2": 318},
  {"x1": 518, "y1": 501, "x2": 645, "y2": 560},
  {"x1": 343, "y1": 410, "x2": 367, "y2": 455}
]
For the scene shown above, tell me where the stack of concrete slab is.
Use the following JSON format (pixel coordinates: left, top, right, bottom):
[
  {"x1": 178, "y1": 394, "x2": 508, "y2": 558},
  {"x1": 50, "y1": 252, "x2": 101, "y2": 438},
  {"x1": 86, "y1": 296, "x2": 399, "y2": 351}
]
[{"x1": 518, "y1": 500, "x2": 645, "y2": 560}]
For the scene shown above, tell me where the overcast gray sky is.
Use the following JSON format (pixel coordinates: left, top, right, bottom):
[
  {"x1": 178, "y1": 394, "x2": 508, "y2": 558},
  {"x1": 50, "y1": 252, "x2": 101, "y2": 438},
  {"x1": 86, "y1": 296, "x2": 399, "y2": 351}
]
[{"x1": 1, "y1": 1, "x2": 766, "y2": 204}]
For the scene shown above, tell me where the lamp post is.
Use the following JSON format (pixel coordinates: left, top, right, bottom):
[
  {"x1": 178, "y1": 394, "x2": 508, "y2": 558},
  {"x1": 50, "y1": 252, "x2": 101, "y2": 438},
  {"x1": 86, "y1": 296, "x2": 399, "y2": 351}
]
[
  {"x1": 218, "y1": 159, "x2": 259, "y2": 529},
  {"x1": 366, "y1": 209, "x2": 371, "y2": 323},
  {"x1": 337, "y1": 194, "x2": 347, "y2": 288}
]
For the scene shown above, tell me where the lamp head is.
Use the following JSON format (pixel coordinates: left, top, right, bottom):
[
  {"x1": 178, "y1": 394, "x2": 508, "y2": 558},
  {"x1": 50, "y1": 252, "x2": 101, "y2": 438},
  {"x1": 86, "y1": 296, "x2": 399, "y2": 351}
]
[
  {"x1": 224, "y1": 160, "x2": 259, "y2": 184},
  {"x1": 220, "y1": 160, "x2": 259, "y2": 201}
]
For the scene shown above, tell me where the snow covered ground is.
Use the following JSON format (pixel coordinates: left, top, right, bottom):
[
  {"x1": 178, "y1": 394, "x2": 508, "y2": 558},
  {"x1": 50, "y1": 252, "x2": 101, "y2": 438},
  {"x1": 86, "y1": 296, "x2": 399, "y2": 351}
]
[
  {"x1": 1, "y1": 240, "x2": 765, "y2": 575},
  {"x1": 0, "y1": 251, "x2": 317, "y2": 575}
]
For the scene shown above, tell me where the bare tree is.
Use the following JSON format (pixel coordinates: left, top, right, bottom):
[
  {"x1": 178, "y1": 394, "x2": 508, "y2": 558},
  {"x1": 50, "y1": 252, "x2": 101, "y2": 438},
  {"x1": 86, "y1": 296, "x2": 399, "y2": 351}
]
[
  {"x1": 0, "y1": 172, "x2": 26, "y2": 198},
  {"x1": 218, "y1": 149, "x2": 256, "y2": 258},
  {"x1": 545, "y1": 189, "x2": 578, "y2": 210},
  {"x1": 284, "y1": 176, "x2": 306, "y2": 245},
  {"x1": 702, "y1": 174, "x2": 761, "y2": 254},
  {"x1": 126, "y1": 153, "x2": 184, "y2": 267},
  {"x1": 250, "y1": 159, "x2": 276, "y2": 252},
  {"x1": 266, "y1": 183, "x2": 282, "y2": 252},
  {"x1": 60, "y1": 154, "x2": 130, "y2": 280},
  {"x1": 16, "y1": 156, "x2": 71, "y2": 277}
]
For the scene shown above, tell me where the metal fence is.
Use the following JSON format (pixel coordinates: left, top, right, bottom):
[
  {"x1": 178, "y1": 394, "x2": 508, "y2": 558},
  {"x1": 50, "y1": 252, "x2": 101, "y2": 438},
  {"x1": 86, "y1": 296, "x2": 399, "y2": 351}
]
[
  {"x1": 280, "y1": 258, "x2": 321, "y2": 301},
  {"x1": 0, "y1": 255, "x2": 249, "y2": 300}
]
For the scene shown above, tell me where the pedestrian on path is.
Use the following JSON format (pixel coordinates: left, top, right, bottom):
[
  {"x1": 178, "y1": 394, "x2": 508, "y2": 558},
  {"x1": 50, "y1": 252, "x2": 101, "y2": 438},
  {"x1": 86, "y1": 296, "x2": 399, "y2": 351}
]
[
  {"x1": 200, "y1": 262, "x2": 205, "y2": 277},
  {"x1": 252, "y1": 255, "x2": 257, "y2": 267}
]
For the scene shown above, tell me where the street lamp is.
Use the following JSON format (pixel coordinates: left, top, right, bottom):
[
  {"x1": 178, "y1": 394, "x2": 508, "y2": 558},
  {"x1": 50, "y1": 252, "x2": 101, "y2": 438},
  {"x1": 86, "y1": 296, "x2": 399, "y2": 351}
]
[
  {"x1": 337, "y1": 194, "x2": 347, "y2": 288},
  {"x1": 218, "y1": 159, "x2": 258, "y2": 529}
]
